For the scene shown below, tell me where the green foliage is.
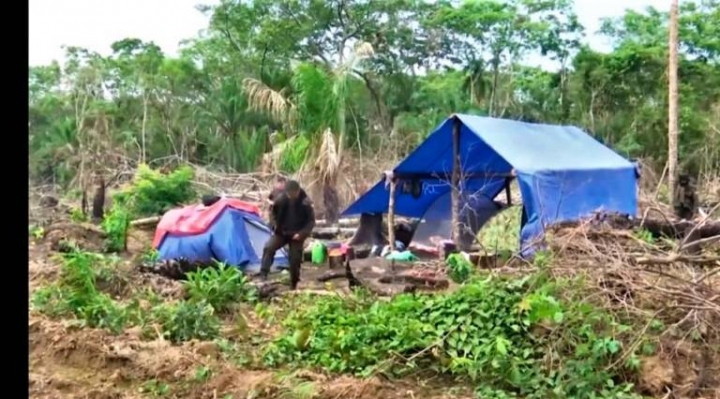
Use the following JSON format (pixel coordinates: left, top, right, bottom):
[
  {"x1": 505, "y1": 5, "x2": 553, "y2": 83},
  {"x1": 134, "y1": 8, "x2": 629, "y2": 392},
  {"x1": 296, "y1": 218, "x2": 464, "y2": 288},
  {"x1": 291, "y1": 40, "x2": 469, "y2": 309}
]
[
  {"x1": 150, "y1": 300, "x2": 220, "y2": 343},
  {"x1": 278, "y1": 135, "x2": 310, "y2": 174},
  {"x1": 70, "y1": 207, "x2": 88, "y2": 223},
  {"x1": 117, "y1": 164, "x2": 196, "y2": 217},
  {"x1": 31, "y1": 250, "x2": 129, "y2": 332},
  {"x1": 184, "y1": 262, "x2": 257, "y2": 312},
  {"x1": 477, "y1": 206, "x2": 522, "y2": 254},
  {"x1": 28, "y1": 1, "x2": 720, "y2": 182},
  {"x1": 446, "y1": 253, "x2": 474, "y2": 283},
  {"x1": 265, "y1": 275, "x2": 641, "y2": 399},
  {"x1": 100, "y1": 164, "x2": 195, "y2": 252},
  {"x1": 29, "y1": 225, "x2": 45, "y2": 240},
  {"x1": 31, "y1": 248, "x2": 221, "y2": 342},
  {"x1": 101, "y1": 202, "x2": 130, "y2": 252}
]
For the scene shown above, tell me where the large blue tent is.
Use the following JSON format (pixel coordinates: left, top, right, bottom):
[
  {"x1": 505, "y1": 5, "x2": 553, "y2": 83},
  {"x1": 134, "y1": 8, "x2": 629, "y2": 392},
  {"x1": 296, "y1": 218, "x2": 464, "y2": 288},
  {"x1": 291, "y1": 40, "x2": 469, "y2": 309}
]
[{"x1": 342, "y1": 114, "x2": 638, "y2": 251}]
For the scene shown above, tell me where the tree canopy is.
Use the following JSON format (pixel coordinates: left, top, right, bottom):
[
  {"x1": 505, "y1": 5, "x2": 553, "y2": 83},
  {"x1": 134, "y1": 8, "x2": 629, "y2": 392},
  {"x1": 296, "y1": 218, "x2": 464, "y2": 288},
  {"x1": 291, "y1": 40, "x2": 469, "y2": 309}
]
[{"x1": 29, "y1": 0, "x2": 720, "y2": 187}]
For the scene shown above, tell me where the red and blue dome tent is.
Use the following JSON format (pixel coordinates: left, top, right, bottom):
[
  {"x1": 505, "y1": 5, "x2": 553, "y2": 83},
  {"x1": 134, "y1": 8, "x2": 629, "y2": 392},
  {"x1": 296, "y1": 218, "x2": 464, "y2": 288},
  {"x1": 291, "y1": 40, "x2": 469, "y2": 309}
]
[
  {"x1": 342, "y1": 114, "x2": 639, "y2": 255},
  {"x1": 152, "y1": 198, "x2": 289, "y2": 272}
]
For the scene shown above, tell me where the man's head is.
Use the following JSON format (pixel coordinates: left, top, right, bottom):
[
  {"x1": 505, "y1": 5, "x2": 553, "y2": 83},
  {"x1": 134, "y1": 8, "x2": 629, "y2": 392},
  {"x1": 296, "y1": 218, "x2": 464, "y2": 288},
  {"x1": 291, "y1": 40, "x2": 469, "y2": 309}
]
[
  {"x1": 285, "y1": 180, "x2": 301, "y2": 200},
  {"x1": 274, "y1": 176, "x2": 287, "y2": 190}
]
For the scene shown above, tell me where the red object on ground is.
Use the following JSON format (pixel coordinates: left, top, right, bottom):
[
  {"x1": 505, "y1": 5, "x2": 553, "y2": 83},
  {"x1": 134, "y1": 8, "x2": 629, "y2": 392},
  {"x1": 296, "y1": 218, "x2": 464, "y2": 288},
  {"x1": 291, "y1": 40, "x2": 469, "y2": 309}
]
[{"x1": 152, "y1": 198, "x2": 261, "y2": 248}]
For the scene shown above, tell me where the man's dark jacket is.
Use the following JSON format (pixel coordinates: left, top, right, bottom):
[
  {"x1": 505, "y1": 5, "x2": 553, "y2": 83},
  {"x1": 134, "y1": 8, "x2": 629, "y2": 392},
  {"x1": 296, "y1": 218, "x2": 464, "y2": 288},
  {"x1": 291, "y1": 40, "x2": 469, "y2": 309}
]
[{"x1": 269, "y1": 189, "x2": 315, "y2": 239}]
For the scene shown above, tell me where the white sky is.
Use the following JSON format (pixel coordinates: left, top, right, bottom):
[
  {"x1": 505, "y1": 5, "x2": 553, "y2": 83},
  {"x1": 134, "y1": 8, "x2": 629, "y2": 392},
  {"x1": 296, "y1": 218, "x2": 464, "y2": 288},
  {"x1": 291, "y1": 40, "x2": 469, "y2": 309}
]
[{"x1": 28, "y1": 0, "x2": 669, "y2": 67}]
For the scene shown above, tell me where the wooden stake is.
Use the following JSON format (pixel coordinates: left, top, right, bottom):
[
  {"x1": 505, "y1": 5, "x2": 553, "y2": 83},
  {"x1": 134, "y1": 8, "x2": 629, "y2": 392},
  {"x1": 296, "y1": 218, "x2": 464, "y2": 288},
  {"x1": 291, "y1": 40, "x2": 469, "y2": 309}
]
[
  {"x1": 451, "y1": 116, "x2": 461, "y2": 248},
  {"x1": 387, "y1": 178, "x2": 397, "y2": 251}
]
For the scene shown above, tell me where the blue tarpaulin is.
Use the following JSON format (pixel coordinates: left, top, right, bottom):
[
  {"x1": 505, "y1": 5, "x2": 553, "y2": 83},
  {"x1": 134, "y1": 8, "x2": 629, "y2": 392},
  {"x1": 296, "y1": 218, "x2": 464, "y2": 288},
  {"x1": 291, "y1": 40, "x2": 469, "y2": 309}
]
[
  {"x1": 342, "y1": 114, "x2": 638, "y2": 252},
  {"x1": 157, "y1": 208, "x2": 289, "y2": 273}
]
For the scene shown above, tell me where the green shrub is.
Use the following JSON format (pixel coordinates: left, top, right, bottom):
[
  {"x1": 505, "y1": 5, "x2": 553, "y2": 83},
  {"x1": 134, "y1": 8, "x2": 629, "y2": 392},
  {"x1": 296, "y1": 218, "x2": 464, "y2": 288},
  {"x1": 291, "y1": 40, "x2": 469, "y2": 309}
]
[
  {"x1": 100, "y1": 164, "x2": 195, "y2": 252},
  {"x1": 446, "y1": 253, "x2": 474, "y2": 283},
  {"x1": 150, "y1": 300, "x2": 221, "y2": 342},
  {"x1": 101, "y1": 202, "x2": 130, "y2": 252},
  {"x1": 184, "y1": 262, "x2": 257, "y2": 312},
  {"x1": 32, "y1": 250, "x2": 129, "y2": 332},
  {"x1": 116, "y1": 164, "x2": 196, "y2": 217},
  {"x1": 32, "y1": 248, "x2": 221, "y2": 342},
  {"x1": 264, "y1": 274, "x2": 641, "y2": 399}
]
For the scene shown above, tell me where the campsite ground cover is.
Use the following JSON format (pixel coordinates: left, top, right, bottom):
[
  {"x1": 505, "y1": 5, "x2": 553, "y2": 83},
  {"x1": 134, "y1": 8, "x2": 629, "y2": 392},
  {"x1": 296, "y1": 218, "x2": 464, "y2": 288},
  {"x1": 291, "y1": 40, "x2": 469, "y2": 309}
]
[{"x1": 28, "y1": 166, "x2": 720, "y2": 399}]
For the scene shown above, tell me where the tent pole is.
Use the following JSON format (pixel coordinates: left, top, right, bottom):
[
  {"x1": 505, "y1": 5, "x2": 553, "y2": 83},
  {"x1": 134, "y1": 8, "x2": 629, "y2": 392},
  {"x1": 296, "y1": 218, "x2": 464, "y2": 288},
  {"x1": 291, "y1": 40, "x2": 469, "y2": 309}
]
[
  {"x1": 505, "y1": 177, "x2": 512, "y2": 205},
  {"x1": 451, "y1": 116, "x2": 461, "y2": 248},
  {"x1": 387, "y1": 177, "x2": 397, "y2": 251}
]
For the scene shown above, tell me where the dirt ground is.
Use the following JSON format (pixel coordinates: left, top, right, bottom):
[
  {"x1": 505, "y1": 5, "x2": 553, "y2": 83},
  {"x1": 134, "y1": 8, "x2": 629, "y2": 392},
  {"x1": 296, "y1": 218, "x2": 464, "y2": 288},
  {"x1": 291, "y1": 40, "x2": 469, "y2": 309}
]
[
  {"x1": 28, "y1": 227, "x2": 474, "y2": 399},
  {"x1": 28, "y1": 206, "x2": 720, "y2": 399},
  {"x1": 29, "y1": 312, "x2": 471, "y2": 399}
]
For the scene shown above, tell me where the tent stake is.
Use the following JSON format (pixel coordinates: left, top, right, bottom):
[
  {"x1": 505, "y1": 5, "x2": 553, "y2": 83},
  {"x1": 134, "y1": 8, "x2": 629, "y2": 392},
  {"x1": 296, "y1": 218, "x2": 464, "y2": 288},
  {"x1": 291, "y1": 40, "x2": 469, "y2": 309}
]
[
  {"x1": 387, "y1": 177, "x2": 397, "y2": 251},
  {"x1": 451, "y1": 116, "x2": 461, "y2": 249}
]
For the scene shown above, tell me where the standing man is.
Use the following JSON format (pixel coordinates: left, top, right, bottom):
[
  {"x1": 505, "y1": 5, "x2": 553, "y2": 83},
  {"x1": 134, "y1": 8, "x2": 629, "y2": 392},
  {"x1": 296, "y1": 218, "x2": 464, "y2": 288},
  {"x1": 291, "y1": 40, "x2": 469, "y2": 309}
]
[{"x1": 260, "y1": 180, "x2": 315, "y2": 289}]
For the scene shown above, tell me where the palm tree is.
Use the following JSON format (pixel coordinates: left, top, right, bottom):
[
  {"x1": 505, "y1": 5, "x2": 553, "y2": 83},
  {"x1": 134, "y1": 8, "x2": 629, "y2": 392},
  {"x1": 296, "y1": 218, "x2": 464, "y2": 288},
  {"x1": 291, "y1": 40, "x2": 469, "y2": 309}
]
[{"x1": 242, "y1": 42, "x2": 375, "y2": 223}]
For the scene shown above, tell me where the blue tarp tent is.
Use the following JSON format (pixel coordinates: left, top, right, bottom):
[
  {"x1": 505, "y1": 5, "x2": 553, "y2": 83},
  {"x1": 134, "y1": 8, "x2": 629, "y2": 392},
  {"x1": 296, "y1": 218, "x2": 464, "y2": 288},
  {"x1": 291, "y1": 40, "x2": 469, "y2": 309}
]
[
  {"x1": 155, "y1": 198, "x2": 289, "y2": 273},
  {"x1": 342, "y1": 114, "x2": 638, "y2": 252}
]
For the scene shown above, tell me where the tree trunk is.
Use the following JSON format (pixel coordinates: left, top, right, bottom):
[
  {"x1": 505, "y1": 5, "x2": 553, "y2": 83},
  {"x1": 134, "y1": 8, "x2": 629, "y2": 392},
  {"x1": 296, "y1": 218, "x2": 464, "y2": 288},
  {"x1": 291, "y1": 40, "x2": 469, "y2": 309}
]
[
  {"x1": 91, "y1": 175, "x2": 106, "y2": 220},
  {"x1": 141, "y1": 92, "x2": 149, "y2": 164},
  {"x1": 322, "y1": 183, "x2": 340, "y2": 225},
  {"x1": 668, "y1": 0, "x2": 680, "y2": 205}
]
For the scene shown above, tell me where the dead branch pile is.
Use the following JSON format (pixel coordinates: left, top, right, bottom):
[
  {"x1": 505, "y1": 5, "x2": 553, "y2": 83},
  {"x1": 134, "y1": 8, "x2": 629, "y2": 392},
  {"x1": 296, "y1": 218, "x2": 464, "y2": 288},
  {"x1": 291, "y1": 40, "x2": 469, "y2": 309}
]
[{"x1": 540, "y1": 219, "x2": 719, "y2": 398}]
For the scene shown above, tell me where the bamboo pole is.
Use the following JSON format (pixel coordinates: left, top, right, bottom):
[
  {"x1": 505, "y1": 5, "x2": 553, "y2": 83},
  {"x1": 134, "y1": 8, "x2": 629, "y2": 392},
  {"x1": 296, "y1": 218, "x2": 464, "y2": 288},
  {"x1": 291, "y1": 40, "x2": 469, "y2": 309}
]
[
  {"x1": 387, "y1": 177, "x2": 397, "y2": 251},
  {"x1": 451, "y1": 116, "x2": 461, "y2": 247}
]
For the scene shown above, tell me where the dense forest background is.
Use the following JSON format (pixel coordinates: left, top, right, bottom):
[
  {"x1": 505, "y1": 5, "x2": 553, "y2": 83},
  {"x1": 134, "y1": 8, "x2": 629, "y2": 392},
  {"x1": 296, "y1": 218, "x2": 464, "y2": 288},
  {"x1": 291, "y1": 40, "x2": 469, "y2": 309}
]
[{"x1": 28, "y1": 0, "x2": 720, "y2": 191}]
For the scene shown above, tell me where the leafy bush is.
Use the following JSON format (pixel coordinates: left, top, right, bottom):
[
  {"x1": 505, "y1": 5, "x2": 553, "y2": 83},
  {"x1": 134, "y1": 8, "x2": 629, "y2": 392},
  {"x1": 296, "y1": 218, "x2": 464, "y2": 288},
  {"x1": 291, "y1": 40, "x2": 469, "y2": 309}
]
[
  {"x1": 101, "y1": 202, "x2": 130, "y2": 252},
  {"x1": 32, "y1": 248, "x2": 221, "y2": 342},
  {"x1": 264, "y1": 274, "x2": 640, "y2": 399},
  {"x1": 446, "y1": 253, "x2": 474, "y2": 283},
  {"x1": 150, "y1": 300, "x2": 220, "y2": 342},
  {"x1": 32, "y1": 250, "x2": 129, "y2": 332},
  {"x1": 115, "y1": 164, "x2": 196, "y2": 217},
  {"x1": 184, "y1": 262, "x2": 257, "y2": 312},
  {"x1": 100, "y1": 164, "x2": 195, "y2": 252}
]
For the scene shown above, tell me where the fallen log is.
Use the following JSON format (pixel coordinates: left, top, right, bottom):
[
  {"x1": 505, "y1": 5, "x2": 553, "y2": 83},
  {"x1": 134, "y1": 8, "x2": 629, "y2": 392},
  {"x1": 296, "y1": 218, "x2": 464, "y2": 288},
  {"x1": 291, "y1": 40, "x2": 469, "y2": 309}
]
[
  {"x1": 633, "y1": 254, "x2": 720, "y2": 266},
  {"x1": 311, "y1": 227, "x2": 357, "y2": 239},
  {"x1": 45, "y1": 222, "x2": 106, "y2": 237},
  {"x1": 131, "y1": 216, "x2": 162, "y2": 227},
  {"x1": 378, "y1": 274, "x2": 450, "y2": 290},
  {"x1": 317, "y1": 270, "x2": 347, "y2": 282},
  {"x1": 553, "y1": 215, "x2": 720, "y2": 241},
  {"x1": 315, "y1": 218, "x2": 360, "y2": 227}
]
